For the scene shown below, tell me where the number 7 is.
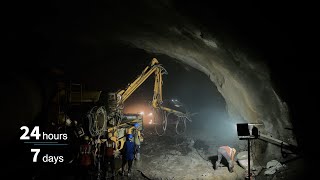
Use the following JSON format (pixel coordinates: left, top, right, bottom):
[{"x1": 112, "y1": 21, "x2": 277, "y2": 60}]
[{"x1": 31, "y1": 149, "x2": 40, "y2": 162}]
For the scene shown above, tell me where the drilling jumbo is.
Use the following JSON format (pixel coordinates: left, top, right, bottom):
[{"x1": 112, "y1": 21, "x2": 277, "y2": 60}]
[{"x1": 52, "y1": 58, "x2": 191, "y2": 161}]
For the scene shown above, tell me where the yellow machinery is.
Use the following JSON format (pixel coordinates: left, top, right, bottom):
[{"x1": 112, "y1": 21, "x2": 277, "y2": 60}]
[
  {"x1": 114, "y1": 58, "x2": 187, "y2": 115},
  {"x1": 101, "y1": 58, "x2": 191, "y2": 156},
  {"x1": 52, "y1": 58, "x2": 191, "y2": 157}
]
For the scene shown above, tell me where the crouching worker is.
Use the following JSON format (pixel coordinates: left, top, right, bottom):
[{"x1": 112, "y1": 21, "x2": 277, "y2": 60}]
[{"x1": 215, "y1": 146, "x2": 237, "y2": 172}]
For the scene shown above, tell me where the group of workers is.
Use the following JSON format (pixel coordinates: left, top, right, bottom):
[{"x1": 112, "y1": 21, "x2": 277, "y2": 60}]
[
  {"x1": 77, "y1": 132, "x2": 137, "y2": 179},
  {"x1": 67, "y1": 117, "x2": 239, "y2": 178},
  {"x1": 78, "y1": 137, "x2": 238, "y2": 178}
]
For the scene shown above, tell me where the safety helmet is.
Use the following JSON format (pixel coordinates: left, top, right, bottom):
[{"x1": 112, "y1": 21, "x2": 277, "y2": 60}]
[
  {"x1": 134, "y1": 123, "x2": 140, "y2": 128},
  {"x1": 84, "y1": 136, "x2": 89, "y2": 141},
  {"x1": 127, "y1": 134, "x2": 133, "y2": 139},
  {"x1": 65, "y1": 118, "x2": 72, "y2": 126}
]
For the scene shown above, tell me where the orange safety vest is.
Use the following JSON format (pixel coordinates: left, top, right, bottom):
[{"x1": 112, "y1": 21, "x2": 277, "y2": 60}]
[
  {"x1": 80, "y1": 143, "x2": 92, "y2": 166},
  {"x1": 221, "y1": 146, "x2": 235, "y2": 160},
  {"x1": 105, "y1": 139, "x2": 115, "y2": 157}
]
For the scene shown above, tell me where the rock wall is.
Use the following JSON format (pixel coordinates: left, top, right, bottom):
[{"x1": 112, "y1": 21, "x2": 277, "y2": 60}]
[{"x1": 106, "y1": 0, "x2": 297, "y2": 161}]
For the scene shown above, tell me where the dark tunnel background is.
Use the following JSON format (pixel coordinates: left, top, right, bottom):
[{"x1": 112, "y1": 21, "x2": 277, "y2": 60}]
[{"x1": 2, "y1": 0, "x2": 316, "y2": 178}]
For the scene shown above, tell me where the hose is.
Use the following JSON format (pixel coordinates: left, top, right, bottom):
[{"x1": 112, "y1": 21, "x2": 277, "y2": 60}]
[
  {"x1": 195, "y1": 147, "x2": 210, "y2": 162},
  {"x1": 87, "y1": 106, "x2": 97, "y2": 136},
  {"x1": 175, "y1": 116, "x2": 187, "y2": 135},
  {"x1": 87, "y1": 106, "x2": 108, "y2": 167},
  {"x1": 136, "y1": 169, "x2": 152, "y2": 180},
  {"x1": 153, "y1": 103, "x2": 192, "y2": 136},
  {"x1": 87, "y1": 106, "x2": 107, "y2": 137},
  {"x1": 154, "y1": 108, "x2": 168, "y2": 136},
  {"x1": 115, "y1": 111, "x2": 123, "y2": 126}
]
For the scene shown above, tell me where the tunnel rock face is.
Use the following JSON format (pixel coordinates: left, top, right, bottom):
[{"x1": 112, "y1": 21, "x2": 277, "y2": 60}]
[
  {"x1": 123, "y1": 28, "x2": 294, "y2": 141},
  {"x1": 105, "y1": 1, "x2": 297, "y2": 157},
  {"x1": 5, "y1": 0, "x2": 297, "y2": 163}
]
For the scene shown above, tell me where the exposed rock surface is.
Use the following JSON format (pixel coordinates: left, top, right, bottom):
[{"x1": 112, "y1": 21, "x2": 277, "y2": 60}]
[{"x1": 103, "y1": 1, "x2": 296, "y2": 161}]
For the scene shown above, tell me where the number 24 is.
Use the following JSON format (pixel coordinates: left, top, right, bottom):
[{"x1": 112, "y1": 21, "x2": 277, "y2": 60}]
[{"x1": 20, "y1": 126, "x2": 41, "y2": 140}]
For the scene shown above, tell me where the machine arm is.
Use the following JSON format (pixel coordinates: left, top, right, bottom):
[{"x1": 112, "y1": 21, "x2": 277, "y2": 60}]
[
  {"x1": 116, "y1": 58, "x2": 164, "y2": 105},
  {"x1": 116, "y1": 58, "x2": 187, "y2": 116}
]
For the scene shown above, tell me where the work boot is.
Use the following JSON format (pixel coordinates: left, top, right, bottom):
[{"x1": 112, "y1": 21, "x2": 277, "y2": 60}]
[
  {"x1": 215, "y1": 162, "x2": 221, "y2": 170},
  {"x1": 127, "y1": 170, "x2": 131, "y2": 176},
  {"x1": 229, "y1": 161, "x2": 234, "y2": 172},
  {"x1": 229, "y1": 168, "x2": 234, "y2": 173}
]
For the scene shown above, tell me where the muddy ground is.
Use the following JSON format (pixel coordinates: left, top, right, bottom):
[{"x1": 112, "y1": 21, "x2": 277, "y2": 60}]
[
  {"x1": 29, "y1": 124, "x2": 305, "y2": 180},
  {"x1": 112, "y1": 125, "x2": 305, "y2": 180}
]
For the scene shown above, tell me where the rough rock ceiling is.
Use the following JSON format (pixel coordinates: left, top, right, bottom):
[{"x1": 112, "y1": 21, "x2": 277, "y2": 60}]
[
  {"x1": 98, "y1": 1, "x2": 296, "y2": 143},
  {"x1": 3, "y1": 0, "x2": 312, "y2": 169}
]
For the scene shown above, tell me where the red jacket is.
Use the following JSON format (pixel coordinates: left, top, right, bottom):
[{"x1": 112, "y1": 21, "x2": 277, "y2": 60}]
[
  {"x1": 105, "y1": 139, "x2": 115, "y2": 157},
  {"x1": 80, "y1": 143, "x2": 92, "y2": 166}
]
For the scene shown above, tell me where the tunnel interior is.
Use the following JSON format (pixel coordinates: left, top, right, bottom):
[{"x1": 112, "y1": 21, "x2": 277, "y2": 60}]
[{"x1": 2, "y1": 1, "x2": 313, "y2": 179}]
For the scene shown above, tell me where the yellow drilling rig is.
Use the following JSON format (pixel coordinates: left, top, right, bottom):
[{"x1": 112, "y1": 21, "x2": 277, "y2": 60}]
[{"x1": 52, "y1": 58, "x2": 191, "y2": 157}]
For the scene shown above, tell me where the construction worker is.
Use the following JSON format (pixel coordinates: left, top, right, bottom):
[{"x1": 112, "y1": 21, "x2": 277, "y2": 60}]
[
  {"x1": 93, "y1": 137, "x2": 103, "y2": 180},
  {"x1": 121, "y1": 134, "x2": 135, "y2": 176},
  {"x1": 77, "y1": 136, "x2": 93, "y2": 180},
  {"x1": 103, "y1": 132, "x2": 116, "y2": 178},
  {"x1": 215, "y1": 146, "x2": 237, "y2": 172},
  {"x1": 66, "y1": 120, "x2": 81, "y2": 164},
  {"x1": 133, "y1": 123, "x2": 142, "y2": 160}
]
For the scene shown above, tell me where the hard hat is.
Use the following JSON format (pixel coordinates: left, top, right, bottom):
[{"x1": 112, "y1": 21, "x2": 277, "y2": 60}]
[
  {"x1": 65, "y1": 118, "x2": 72, "y2": 126},
  {"x1": 134, "y1": 123, "x2": 140, "y2": 128},
  {"x1": 84, "y1": 136, "x2": 89, "y2": 141},
  {"x1": 127, "y1": 134, "x2": 133, "y2": 139}
]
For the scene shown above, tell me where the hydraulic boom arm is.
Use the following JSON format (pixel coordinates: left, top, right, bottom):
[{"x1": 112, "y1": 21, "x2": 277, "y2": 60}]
[{"x1": 115, "y1": 58, "x2": 187, "y2": 116}]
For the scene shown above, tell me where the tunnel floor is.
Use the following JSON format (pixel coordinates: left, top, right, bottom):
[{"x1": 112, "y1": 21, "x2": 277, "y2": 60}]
[
  {"x1": 118, "y1": 126, "x2": 305, "y2": 180},
  {"x1": 29, "y1": 125, "x2": 305, "y2": 180},
  {"x1": 126, "y1": 127, "x2": 245, "y2": 180}
]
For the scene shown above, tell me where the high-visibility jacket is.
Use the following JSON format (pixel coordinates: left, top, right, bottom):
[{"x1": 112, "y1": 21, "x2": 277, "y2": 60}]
[
  {"x1": 134, "y1": 131, "x2": 141, "y2": 146},
  {"x1": 220, "y1": 146, "x2": 235, "y2": 161},
  {"x1": 80, "y1": 143, "x2": 92, "y2": 166},
  {"x1": 105, "y1": 139, "x2": 115, "y2": 157}
]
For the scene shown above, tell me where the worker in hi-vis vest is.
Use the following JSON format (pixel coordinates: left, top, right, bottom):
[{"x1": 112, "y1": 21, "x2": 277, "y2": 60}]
[
  {"x1": 103, "y1": 133, "x2": 116, "y2": 178},
  {"x1": 77, "y1": 136, "x2": 93, "y2": 180},
  {"x1": 215, "y1": 146, "x2": 237, "y2": 172}
]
